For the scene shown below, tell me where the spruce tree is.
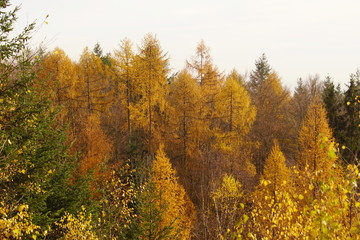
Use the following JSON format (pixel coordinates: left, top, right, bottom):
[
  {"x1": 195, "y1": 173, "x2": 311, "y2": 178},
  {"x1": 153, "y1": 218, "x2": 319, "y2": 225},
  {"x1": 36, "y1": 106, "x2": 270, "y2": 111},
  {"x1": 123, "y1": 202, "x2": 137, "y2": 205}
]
[{"x1": 0, "y1": 0, "x2": 91, "y2": 231}]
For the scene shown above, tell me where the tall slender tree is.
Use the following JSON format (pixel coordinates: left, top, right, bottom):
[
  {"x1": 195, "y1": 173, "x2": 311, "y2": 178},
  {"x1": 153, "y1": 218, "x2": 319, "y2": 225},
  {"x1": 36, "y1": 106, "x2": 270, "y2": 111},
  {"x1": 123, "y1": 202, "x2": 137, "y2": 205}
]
[{"x1": 131, "y1": 33, "x2": 170, "y2": 154}]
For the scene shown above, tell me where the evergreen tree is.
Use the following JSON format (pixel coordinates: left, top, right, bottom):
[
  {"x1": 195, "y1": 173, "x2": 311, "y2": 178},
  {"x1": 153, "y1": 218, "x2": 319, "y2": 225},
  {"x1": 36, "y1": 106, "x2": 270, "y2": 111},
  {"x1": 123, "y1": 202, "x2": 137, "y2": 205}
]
[
  {"x1": 341, "y1": 72, "x2": 360, "y2": 164},
  {"x1": 248, "y1": 53, "x2": 271, "y2": 94},
  {"x1": 0, "y1": 0, "x2": 91, "y2": 231},
  {"x1": 322, "y1": 76, "x2": 342, "y2": 143}
]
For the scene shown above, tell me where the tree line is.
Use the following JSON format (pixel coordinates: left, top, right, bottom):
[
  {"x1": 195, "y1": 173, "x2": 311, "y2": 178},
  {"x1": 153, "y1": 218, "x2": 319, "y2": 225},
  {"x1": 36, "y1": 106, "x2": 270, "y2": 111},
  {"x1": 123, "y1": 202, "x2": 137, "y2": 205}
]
[{"x1": 0, "y1": 1, "x2": 359, "y2": 239}]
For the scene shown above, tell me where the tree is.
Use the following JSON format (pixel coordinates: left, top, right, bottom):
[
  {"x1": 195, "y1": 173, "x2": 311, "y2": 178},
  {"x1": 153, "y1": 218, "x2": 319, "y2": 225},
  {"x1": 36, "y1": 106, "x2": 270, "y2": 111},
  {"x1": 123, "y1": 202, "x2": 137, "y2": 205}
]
[
  {"x1": 167, "y1": 69, "x2": 201, "y2": 189},
  {"x1": 151, "y1": 146, "x2": 196, "y2": 239},
  {"x1": 248, "y1": 69, "x2": 291, "y2": 173},
  {"x1": 340, "y1": 72, "x2": 360, "y2": 165},
  {"x1": 93, "y1": 42, "x2": 111, "y2": 66},
  {"x1": 37, "y1": 48, "x2": 78, "y2": 127},
  {"x1": 322, "y1": 76, "x2": 342, "y2": 143},
  {"x1": 0, "y1": 0, "x2": 91, "y2": 231},
  {"x1": 297, "y1": 97, "x2": 335, "y2": 173},
  {"x1": 131, "y1": 33, "x2": 170, "y2": 154},
  {"x1": 296, "y1": 97, "x2": 342, "y2": 201},
  {"x1": 211, "y1": 174, "x2": 246, "y2": 240},
  {"x1": 186, "y1": 40, "x2": 212, "y2": 86},
  {"x1": 113, "y1": 38, "x2": 136, "y2": 137},
  {"x1": 76, "y1": 47, "x2": 113, "y2": 113},
  {"x1": 214, "y1": 72, "x2": 256, "y2": 181},
  {"x1": 250, "y1": 141, "x2": 300, "y2": 239},
  {"x1": 133, "y1": 146, "x2": 195, "y2": 240},
  {"x1": 248, "y1": 53, "x2": 271, "y2": 94}
]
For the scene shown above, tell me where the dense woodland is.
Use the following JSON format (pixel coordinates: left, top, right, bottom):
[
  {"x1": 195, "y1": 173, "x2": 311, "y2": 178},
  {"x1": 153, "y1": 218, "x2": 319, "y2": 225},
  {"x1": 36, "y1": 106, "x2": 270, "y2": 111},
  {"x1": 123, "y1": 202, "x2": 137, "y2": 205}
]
[{"x1": 1, "y1": 1, "x2": 360, "y2": 239}]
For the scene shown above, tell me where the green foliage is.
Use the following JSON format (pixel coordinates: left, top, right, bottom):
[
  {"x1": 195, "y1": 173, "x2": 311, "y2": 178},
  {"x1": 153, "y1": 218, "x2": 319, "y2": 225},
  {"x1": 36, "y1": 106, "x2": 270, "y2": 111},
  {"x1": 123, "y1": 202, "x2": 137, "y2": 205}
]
[{"x1": 0, "y1": 0, "x2": 92, "y2": 235}]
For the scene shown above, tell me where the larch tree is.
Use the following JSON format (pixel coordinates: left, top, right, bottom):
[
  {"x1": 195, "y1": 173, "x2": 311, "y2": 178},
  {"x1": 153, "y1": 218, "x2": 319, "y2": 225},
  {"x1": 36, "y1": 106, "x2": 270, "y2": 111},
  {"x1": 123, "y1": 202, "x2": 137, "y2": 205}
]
[
  {"x1": 167, "y1": 69, "x2": 201, "y2": 190},
  {"x1": 214, "y1": 72, "x2": 256, "y2": 180},
  {"x1": 296, "y1": 97, "x2": 342, "y2": 201},
  {"x1": 248, "y1": 68, "x2": 291, "y2": 173},
  {"x1": 186, "y1": 40, "x2": 224, "y2": 239},
  {"x1": 37, "y1": 48, "x2": 77, "y2": 107},
  {"x1": 131, "y1": 33, "x2": 170, "y2": 154},
  {"x1": 36, "y1": 48, "x2": 78, "y2": 127},
  {"x1": 113, "y1": 38, "x2": 136, "y2": 137},
  {"x1": 76, "y1": 47, "x2": 113, "y2": 113},
  {"x1": 135, "y1": 146, "x2": 196, "y2": 240},
  {"x1": 186, "y1": 40, "x2": 212, "y2": 86},
  {"x1": 110, "y1": 38, "x2": 138, "y2": 161},
  {"x1": 297, "y1": 97, "x2": 335, "y2": 174}
]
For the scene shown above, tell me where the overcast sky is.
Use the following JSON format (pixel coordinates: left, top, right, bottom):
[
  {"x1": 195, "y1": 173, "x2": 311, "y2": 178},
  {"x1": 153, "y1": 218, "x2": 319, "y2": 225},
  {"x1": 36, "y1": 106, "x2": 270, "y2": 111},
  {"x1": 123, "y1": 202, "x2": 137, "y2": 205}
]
[{"x1": 12, "y1": 0, "x2": 360, "y2": 90}]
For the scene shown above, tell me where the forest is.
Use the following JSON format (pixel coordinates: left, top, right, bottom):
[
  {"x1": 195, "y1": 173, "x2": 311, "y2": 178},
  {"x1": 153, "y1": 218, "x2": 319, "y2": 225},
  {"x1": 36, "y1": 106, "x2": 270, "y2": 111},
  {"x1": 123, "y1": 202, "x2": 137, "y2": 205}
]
[{"x1": 0, "y1": 1, "x2": 360, "y2": 239}]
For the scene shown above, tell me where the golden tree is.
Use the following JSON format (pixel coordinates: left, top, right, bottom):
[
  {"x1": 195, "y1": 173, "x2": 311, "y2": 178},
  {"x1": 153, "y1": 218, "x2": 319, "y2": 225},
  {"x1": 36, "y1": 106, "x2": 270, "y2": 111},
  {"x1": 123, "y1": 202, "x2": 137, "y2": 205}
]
[
  {"x1": 37, "y1": 48, "x2": 78, "y2": 126},
  {"x1": 167, "y1": 69, "x2": 201, "y2": 188},
  {"x1": 76, "y1": 47, "x2": 113, "y2": 113},
  {"x1": 296, "y1": 97, "x2": 341, "y2": 201},
  {"x1": 214, "y1": 72, "x2": 256, "y2": 178},
  {"x1": 113, "y1": 38, "x2": 136, "y2": 136},
  {"x1": 151, "y1": 145, "x2": 196, "y2": 239},
  {"x1": 130, "y1": 34, "x2": 170, "y2": 154},
  {"x1": 248, "y1": 63, "x2": 292, "y2": 173}
]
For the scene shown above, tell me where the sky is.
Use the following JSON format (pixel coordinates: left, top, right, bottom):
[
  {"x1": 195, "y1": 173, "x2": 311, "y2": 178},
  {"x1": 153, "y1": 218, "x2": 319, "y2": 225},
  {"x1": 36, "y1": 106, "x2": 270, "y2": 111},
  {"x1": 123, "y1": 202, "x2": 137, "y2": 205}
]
[{"x1": 12, "y1": 0, "x2": 360, "y2": 91}]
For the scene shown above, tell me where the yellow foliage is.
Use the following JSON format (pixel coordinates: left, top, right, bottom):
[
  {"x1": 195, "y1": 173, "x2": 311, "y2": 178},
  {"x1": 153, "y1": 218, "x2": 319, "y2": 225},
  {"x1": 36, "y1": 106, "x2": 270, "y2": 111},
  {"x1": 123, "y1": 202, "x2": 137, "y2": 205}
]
[
  {"x1": 151, "y1": 145, "x2": 196, "y2": 239},
  {"x1": 0, "y1": 202, "x2": 39, "y2": 240},
  {"x1": 56, "y1": 207, "x2": 98, "y2": 240},
  {"x1": 212, "y1": 174, "x2": 246, "y2": 239}
]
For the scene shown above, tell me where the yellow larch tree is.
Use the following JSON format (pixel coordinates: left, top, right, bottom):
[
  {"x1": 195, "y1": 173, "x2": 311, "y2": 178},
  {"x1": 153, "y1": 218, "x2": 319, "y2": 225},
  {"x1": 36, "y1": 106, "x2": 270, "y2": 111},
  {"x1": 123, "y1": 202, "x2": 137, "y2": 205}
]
[
  {"x1": 113, "y1": 38, "x2": 136, "y2": 137},
  {"x1": 37, "y1": 48, "x2": 78, "y2": 125},
  {"x1": 76, "y1": 47, "x2": 113, "y2": 113},
  {"x1": 151, "y1": 145, "x2": 196, "y2": 240},
  {"x1": 297, "y1": 97, "x2": 336, "y2": 176},
  {"x1": 296, "y1": 97, "x2": 342, "y2": 200},
  {"x1": 131, "y1": 34, "x2": 170, "y2": 154},
  {"x1": 167, "y1": 69, "x2": 201, "y2": 189},
  {"x1": 214, "y1": 71, "x2": 256, "y2": 178},
  {"x1": 37, "y1": 48, "x2": 77, "y2": 106}
]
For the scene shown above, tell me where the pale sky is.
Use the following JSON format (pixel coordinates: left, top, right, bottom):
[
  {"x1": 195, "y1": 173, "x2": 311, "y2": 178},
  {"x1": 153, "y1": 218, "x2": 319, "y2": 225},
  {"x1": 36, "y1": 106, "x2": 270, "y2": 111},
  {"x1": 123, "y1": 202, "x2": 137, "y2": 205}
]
[{"x1": 12, "y1": 0, "x2": 360, "y2": 90}]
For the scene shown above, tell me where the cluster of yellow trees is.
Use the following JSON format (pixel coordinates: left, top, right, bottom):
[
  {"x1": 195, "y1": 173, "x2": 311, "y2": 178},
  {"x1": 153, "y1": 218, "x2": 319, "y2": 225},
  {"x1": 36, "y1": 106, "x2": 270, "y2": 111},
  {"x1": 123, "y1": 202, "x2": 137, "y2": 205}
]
[
  {"x1": 32, "y1": 34, "x2": 360, "y2": 239},
  {"x1": 0, "y1": 1, "x2": 359, "y2": 236}
]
